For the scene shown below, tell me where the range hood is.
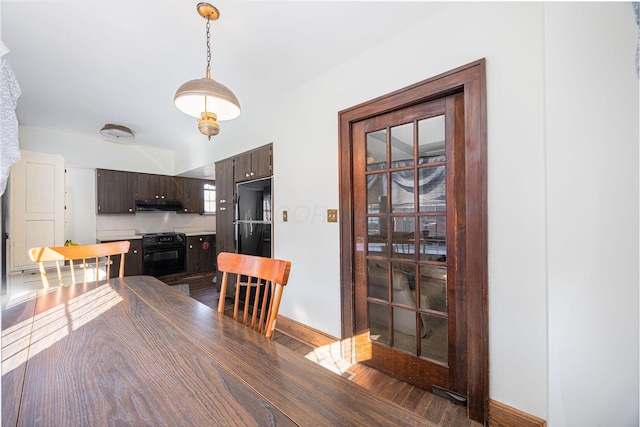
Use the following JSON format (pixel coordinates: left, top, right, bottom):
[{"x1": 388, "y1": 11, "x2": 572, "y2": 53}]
[{"x1": 135, "y1": 199, "x2": 184, "y2": 212}]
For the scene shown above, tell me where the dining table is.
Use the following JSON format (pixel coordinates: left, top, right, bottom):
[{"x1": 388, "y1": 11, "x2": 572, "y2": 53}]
[{"x1": 2, "y1": 275, "x2": 434, "y2": 426}]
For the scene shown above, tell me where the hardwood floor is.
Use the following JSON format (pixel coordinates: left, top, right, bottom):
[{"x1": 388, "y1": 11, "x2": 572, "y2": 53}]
[
  {"x1": 161, "y1": 271, "x2": 220, "y2": 307},
  {"x1": 162, "y1": 272, "x2": 482, "y2": 427}
]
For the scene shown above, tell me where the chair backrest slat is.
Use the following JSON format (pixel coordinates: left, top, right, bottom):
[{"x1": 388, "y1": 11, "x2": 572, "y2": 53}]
[
  {"x1": 217, "y1": 252, "x2": 291, "y2": 339},
  {"x1": 29, "y1": 241, "x2": 130, "y2": 288}
]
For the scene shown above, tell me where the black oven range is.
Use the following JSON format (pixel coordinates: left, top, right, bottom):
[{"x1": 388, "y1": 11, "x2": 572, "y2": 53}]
[{"x1": 141, "y1": 232, "x2": 186, "y2": 276}]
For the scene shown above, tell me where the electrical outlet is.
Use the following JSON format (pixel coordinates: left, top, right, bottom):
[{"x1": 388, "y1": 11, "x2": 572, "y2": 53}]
[
  {"x1": 327, "y1": 209, "x2": 338, "y2": 223},
  {"x1": 283, "y1": 210, "x2": 288, "y2": 222}
]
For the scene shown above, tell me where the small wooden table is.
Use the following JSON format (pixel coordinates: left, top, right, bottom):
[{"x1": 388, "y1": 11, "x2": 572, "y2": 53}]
[{"x1": 2, "y1": 275, "x2": 433, "y2": 426}]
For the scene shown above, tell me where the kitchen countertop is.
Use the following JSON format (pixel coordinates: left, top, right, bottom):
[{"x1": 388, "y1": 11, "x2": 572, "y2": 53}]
[
  {"x1": 183, "y1": 231, "x2": 215, "y2": 237},
  {"x1": 97, "y1": 235, "x2": 143, "y2": 242},
  {"x1": 173, "y1": 227, "x2": 215, "y2": 237},
  {"x1": 97, "y1": 229, "x2": 215, "y2": 242},
  {"x1": 96, "y1": 229, "x2": 142, "y2": 242}
]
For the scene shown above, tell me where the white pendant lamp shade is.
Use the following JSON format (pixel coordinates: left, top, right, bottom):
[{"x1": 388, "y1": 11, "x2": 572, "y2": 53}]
[{"x1": 174, "y1": 77, "x2": 241, "y2": 121}]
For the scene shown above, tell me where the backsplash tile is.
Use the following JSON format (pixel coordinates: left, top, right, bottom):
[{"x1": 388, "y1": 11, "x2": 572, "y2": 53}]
[{"x1": 97, "y1": 212, "x2": 215, "y2": 234}]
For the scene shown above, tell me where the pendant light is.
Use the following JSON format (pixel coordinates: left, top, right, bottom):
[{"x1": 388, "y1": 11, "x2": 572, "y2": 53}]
[{"x1": 174, "y1": 3, "x2": 241, "y2": 139}]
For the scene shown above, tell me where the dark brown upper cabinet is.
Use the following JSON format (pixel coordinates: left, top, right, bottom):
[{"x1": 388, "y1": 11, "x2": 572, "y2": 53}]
[
  {"x1": 137, "y1": 173, "x2": 178, "y2": 200},
  {"x1": 234, "y1": 144, "x2": 272, "y2": 182},
  {"x1": 179, "y1": 177, "x2": 214, "y2": 214},
  {"x1": 96, "y1": 169, "x2": 137, "y2": 214},
  {"x1": 97, "y1": 170, "x2": 215, "y2": 215}
]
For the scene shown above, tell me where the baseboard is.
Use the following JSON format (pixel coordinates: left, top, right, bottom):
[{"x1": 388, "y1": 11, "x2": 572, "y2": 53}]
[
  {"x1": 489, "y1": 400, "x2": 546, "y2": 427},
  {"x1": 275, "y1": 315, "x2": 339, "y2": 348}
]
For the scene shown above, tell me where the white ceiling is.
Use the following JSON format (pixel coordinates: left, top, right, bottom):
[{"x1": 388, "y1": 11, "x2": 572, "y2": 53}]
[{"x1": 2, "y1": 1, "x2": 447, "y2": 153}]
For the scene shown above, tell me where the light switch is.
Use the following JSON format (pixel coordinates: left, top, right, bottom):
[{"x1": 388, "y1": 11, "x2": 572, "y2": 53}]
[
  {"x1": 283, "y1": 211, "x2": 288, "y2": 222},
  {"x1": 327, "y1": 209, "x2": 338, "y2": 223}
]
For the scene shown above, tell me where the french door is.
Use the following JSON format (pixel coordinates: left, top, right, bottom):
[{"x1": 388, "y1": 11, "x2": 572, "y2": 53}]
[
  {"x1": 352, "y1": 93, "x2": 466, "y2": 396},
  {"x1": 338, "y1": 60, "x2": 488, "y2": 422}
]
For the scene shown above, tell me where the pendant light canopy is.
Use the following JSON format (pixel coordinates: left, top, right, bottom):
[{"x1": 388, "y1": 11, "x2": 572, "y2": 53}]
[{"x1": 174, "y1": 3, "x2": 240, "y2": 139}]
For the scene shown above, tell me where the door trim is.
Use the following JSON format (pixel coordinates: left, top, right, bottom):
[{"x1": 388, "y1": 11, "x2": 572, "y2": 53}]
[{"x1": 338, "y1": 59, "x2": 488, "y2": 423}]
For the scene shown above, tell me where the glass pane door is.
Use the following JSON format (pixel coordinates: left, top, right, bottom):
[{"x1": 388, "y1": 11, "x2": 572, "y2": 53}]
[{"x1": 365, "y1": 112, "x2": 448, "y2": 363}]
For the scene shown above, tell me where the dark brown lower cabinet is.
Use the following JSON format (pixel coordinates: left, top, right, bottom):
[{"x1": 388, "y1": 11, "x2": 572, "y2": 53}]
[
  {"x1": 187, "y1": 235, "x2": 216, "y2": 274},
  {"x1": 103, "y1": 239, "x2": 143, "y2": 278}
]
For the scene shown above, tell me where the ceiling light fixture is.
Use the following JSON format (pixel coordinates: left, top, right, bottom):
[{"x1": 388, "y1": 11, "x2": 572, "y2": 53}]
[
  {"x1": 100, "y1": 124, "x2": 135, "y2": 144},
  {"x1": 174, "y1": 3, "x2": 241, "y2": 140},
  {"x1": 366, "y1": 151, "x2": 375, "y2": 164}
]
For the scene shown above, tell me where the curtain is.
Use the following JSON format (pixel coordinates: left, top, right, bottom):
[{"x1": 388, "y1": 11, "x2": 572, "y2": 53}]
[
  {"x1": 0, "y1": 41, "x2": 21, "y2": 196},
  {"x1": 366, "y1": 155, "x2": 446, "y2": 205},
  {"x1": 635, "y1": 2, "x2": 639, "y2": 77}
]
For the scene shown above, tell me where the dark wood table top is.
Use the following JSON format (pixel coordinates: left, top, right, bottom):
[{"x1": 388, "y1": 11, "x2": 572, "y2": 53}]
[{"x1": 2, "y1": 275, "x2": 433, "y2": 426}]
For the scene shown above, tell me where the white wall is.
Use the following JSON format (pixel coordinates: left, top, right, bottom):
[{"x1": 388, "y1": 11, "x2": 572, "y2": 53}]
[
  {"x1": 65, "y1": 166, "x2": 96, "y2": 244},
  {"x1": 545, "y1": 3, "x2": 639, "y2": 426},
  {"x1": 18, "y1": 126, "x2": 174, "y2": 175}
]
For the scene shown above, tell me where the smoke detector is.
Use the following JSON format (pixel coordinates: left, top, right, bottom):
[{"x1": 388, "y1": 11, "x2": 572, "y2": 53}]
[{"x1": 100, "y1": 124, "x2": 135, "y2": 144}]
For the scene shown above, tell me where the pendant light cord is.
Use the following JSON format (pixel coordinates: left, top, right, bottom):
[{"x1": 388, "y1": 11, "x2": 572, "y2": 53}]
[
  {"x1": 206, "y1": 17, "x2": 211, "y2": 79},
  {"x1": 205, "y1": 15, "x2": 213, "y2": 140},
  {"x1": 203, "y1": 16, "x2": 211, "y2": 119}
]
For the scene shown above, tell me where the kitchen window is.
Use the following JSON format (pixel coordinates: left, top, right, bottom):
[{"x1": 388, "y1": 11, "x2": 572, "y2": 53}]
[{"x1": 204, "y1": 183, "x2": 216, "y2": 214}]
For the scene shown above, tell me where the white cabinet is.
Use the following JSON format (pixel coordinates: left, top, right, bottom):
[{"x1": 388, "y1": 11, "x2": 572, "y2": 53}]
[{"x1": 8, "y1": 150, "x2": 65, "y2": 274}]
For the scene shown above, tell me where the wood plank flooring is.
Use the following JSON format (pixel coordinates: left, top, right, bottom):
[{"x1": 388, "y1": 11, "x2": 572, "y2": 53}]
[{"x1": 162, "y1": 272, "x2": 482, "y2": 427}]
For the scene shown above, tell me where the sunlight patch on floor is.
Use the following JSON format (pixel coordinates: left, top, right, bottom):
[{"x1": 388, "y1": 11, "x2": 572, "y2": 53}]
[{"x1": 304, "y1": 340, "x2": 353, "y2": 376}]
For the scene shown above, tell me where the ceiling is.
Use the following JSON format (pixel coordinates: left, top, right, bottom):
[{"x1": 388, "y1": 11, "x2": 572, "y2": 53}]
[{"x1": 2, "y1": 1, "x2": 447, "y2": 154}]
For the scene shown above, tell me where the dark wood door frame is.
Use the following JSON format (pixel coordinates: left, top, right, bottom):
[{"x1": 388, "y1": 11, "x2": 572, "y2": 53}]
[{"x1": 338, "y1": 59, "x2": 488, "y2": 423}]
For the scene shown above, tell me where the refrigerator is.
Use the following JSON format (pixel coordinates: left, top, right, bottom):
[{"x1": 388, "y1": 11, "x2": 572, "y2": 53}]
[
  {"x1": 235, "y1": 177, "x2": 272, "y2": 258},
  {"x1": 234, "y1": 177, "x2": 272, "y2": 309}
]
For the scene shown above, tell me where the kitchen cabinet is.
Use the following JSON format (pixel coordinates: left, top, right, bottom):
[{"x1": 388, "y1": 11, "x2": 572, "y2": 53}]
[
  {"x1": 137, "y1": 173, "x2": 178, "y2": 200},
  {"x1": 234, "y1": 144, "x2": 272, "y2": 182},
  {"x1": 96, "y1": 169, "x2": 137, "y2": 214},
  {"x1": 103, "y1": 239, "x2": 143, "y2": 278},
  {"x1": 96, "y1": 171, "x2": 216, "y2": 215},
  {"x1": 215, "y1": 157, "x2": 235, "y2": 287},
  {"x1": 187, "y1": 235, "x2": 216, "y2": 274},
  {"x1": 178, "y1": 177, "x2": 215, "y2": 214}
]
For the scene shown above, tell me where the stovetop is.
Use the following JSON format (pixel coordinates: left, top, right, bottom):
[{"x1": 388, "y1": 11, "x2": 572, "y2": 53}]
[
  {"x1": 141, "y1": 232, "x2": 180, "y2": 237},
  {"x1": 141, "y1": 232, "x2": 186, "y2": 246}
]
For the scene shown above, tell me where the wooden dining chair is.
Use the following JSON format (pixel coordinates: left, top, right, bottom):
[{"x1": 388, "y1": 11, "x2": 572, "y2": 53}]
[
  {"x1": 217, "y1": 252, "x2": 292, "y2": 339},
  {"x1": 28, "y1": 241, "x2": 131, "y2": 288}
]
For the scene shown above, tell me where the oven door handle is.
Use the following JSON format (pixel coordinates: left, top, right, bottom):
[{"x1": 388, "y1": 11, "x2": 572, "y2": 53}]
[{"x1": 143, "y1": 245, "x2": 185, "y2": 252}]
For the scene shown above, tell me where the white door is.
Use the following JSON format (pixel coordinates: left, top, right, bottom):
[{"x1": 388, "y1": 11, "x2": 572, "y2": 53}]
[{"x1": 9, "y1": 150, "x2": 65, "y2": 272}]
